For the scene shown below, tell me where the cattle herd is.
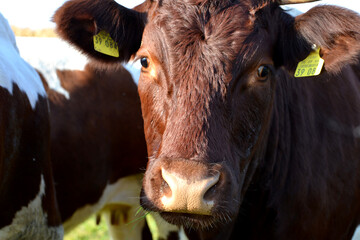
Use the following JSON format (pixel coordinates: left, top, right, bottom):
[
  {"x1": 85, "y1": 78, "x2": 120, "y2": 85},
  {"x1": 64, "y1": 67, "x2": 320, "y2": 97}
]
[{"x1": 1, "y1": 0, "x2": 360, "y2": 239}]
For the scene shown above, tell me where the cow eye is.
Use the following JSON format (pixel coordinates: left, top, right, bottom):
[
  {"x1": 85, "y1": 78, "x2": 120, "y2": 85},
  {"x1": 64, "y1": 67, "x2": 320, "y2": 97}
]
[
  {"x1": 257, "y1": 65, "x2": 270, "y2": 80},
  {"x1": 140, "y1": 57, "x2": 149, "y2": 69}
]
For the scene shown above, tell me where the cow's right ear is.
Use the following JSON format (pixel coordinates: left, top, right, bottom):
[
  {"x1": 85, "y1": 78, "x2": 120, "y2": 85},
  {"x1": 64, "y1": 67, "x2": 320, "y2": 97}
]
[{"x1": 53, "y1": 0, "x2": 146, "y2": 64}]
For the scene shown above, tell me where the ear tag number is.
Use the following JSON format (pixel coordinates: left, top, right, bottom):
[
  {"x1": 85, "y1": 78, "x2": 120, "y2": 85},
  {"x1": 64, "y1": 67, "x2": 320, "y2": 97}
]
[
  {"x1": 294, "y1": 48, "x2": 324, "y2": 78},
  {"x1": 93, "y1": 30, "x2": 119, "y2": 58}
]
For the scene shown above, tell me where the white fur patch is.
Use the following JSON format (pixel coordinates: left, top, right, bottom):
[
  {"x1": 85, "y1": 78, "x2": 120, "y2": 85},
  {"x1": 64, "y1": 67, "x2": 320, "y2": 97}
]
[
  {"x1": 64, "y1": 174, "x2": 182, "y2": 240},
  {"x1": 179, "y1": 226, "x2": 190, "y2": 240},
  {"x1": 63, "y1": 174, "x2": 144, "y2": 233},
  {"x1": 0, "y1": 175, "x2": 64, "y2": 240},
  {"x1": 146, "y1": 212, "x2": 186, "y2": 240},
  {"x1": 0, "y1": 13, "x2": 46, "y2": 109}
]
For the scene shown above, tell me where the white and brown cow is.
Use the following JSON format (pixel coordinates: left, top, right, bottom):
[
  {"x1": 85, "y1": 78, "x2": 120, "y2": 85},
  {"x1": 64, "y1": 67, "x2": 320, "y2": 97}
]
[
  {"x1": 38, "y1": 63, "x2": 181, "y2": 240},
  {"x1": 0, "y1": 13, "x2": 63, "y2": 240}
]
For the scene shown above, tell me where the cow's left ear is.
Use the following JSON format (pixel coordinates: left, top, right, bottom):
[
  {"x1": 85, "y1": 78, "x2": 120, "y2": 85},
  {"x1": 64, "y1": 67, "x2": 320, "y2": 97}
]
[
  {"x1": 53, "y1": 0, "x2": 146, "y2": 64},
  {"x1": 276, "y1": 5, "x2": 360, "y2": 73}
]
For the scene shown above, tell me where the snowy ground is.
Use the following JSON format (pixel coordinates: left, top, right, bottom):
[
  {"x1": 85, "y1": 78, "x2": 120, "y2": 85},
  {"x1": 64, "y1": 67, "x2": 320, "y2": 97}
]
[{"x1": 15, "y1": 36, "x2": 360, "y2": 240}]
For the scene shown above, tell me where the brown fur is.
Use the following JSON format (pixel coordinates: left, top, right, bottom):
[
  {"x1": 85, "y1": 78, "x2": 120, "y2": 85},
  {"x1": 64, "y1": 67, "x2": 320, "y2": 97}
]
[
  {"x1": 43, "y1": 64, "x2": 148, "y2": 223},
  {"x1": 0, "y1": 55, "x2": 61, "y2": 238},
  {"x1": 0, "y1": 84, "x2": 62, "y2": 229},
  {"x1": 54, "y1": 0, "x2": 360, "y2": 239}
]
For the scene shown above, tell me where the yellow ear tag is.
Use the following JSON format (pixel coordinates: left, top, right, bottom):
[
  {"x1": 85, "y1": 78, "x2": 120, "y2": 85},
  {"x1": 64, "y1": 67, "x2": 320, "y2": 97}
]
[
  {"x1": 93, "y1": 30, "x2": 119, "y2": 58},
  {"x1": 294, "y1": 48, "x2": 324, "y2": 78}
]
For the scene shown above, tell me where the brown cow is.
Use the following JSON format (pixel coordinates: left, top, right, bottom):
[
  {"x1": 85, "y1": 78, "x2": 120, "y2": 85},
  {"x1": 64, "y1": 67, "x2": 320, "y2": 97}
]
[
  {"x1": 39, "y1": 63, "x2": 181, "y2": 239},
  {"x1": 54, "y1": 0, "x2": 360, "y2": 239},
  {"x1": 0, "y1": 13, "x2": 63, "y2": 239}
]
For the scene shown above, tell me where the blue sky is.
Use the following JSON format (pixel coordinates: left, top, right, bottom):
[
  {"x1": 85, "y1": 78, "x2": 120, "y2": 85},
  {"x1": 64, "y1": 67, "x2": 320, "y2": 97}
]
[{"x1": 0, "y1": 0, "x2": 360, "y2": 29}]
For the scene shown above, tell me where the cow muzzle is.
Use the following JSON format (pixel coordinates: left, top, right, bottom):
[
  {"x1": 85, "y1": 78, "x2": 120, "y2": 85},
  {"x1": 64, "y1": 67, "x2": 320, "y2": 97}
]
[
  {"x1": 160, "y1": 167, "x2": 220, "y2": 215},
  {"x1": 141, "y1": 159, "x2": 225, "y2": 215}
]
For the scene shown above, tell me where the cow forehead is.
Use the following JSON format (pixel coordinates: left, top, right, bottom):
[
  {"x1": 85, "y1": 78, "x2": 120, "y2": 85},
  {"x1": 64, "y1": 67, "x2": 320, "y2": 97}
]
[{"x1": 142, "y1": 1, "x2": 257, "y2": 85}]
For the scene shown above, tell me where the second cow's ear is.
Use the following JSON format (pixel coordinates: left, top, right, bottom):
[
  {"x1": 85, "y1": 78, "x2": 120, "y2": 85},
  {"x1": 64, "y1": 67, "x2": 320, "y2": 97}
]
[{"x1": 53, "y1": 0, "x2": 146, "y2": 64}]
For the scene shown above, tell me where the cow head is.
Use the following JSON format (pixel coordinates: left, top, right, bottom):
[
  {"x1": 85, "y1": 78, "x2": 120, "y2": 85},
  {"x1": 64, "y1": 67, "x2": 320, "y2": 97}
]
[{"x1": 54, "y1": 0, "x2": 360, "y2": 230}]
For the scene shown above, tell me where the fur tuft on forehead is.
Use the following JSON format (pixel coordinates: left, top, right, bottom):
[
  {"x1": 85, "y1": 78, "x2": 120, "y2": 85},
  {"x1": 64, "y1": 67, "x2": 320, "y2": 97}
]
[
  {"x1": 170, "y1": 0, "x2": 237, "y2": 7},
  {"x1": 154, "y1": 1, "x2": 253, "y2": 78}
]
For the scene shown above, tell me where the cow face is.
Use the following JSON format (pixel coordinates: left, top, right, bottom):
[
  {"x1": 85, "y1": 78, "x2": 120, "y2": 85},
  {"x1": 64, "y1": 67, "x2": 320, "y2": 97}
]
[
  {"x1": 136, "y1": 1, "x2": 277, "y2": 228},
  {"x1": 54, "y1": 0, "x2": 360, "y2": 230}
]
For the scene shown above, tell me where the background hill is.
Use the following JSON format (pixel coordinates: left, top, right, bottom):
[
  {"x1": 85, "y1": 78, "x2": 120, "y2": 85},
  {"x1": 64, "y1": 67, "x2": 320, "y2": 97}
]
[{"x1": 11, "y1": 26, "x2": 57, "y2": 37}]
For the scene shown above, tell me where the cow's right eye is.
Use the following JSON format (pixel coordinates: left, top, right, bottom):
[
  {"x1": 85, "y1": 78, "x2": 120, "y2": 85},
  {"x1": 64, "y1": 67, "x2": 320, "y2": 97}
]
[{"x1": 140, "y1": 57, "x2": 149, "y2": 69}]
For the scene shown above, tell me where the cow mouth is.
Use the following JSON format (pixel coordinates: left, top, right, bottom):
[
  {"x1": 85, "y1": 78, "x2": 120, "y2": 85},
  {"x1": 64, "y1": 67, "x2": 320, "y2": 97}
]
[{"x1": 159, "y1": 211, "x2": 232, "y2": 230}]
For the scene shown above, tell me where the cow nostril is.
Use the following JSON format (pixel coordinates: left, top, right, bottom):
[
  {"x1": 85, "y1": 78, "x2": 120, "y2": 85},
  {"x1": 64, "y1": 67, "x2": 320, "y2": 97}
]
[
  {"x1": 161, "y1": 177, "x2": 172, "y2": 198},
  {"x1": 203, "y1": 183, "x2": 218, "y2": 201}
]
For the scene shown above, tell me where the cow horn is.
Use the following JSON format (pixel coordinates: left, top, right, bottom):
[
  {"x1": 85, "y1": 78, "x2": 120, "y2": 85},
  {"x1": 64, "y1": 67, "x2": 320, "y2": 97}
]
[{"x1": 279, "y1": 0, "x2": 320, "y2": 4}]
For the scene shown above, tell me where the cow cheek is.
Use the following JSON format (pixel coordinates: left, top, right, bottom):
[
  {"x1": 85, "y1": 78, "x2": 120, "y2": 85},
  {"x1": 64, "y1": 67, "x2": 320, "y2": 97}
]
[{"x1": 138, "y1": 82, "x2": 166, "y2": 157}]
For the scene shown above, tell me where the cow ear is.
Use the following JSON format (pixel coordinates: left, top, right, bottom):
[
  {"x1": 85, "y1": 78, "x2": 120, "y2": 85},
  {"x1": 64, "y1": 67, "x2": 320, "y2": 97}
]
[
  {"x1": 53, "y1": 0, "x2": 145, "y2": 65},
  {"x1": 276, "y1": 5, "x2": 360, "y2": 73},
  {"x1": 294, "y1": 6, "x2": 360, "y2": 73}
]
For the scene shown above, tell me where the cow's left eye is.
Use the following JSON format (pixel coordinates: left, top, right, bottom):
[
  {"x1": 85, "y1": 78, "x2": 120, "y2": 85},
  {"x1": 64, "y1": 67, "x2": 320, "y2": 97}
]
[
  {"x1": 257, "y1": 65, "x2": 270, "y2": 80},
  {"x1": 140, "y1": 57, "x2": 150, "y2": 69}
]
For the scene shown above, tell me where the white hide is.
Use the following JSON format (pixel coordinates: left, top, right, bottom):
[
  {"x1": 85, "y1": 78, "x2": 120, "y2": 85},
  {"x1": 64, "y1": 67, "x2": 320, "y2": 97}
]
[
  {"x1": 145, "y1": 212, "x2": 187, "y2": 240},
  {"x1": 0, "y1": 175, "x2": 64, "y2": 240},
  {"x1": 0, "y1": 13, "x2": 46, "y2": 109}
]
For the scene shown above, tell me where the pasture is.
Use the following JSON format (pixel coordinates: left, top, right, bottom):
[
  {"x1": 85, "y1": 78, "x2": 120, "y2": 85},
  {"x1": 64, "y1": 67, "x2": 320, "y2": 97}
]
[{"x1": 65, "y1": 216, "x2": 108, "y2": 240}]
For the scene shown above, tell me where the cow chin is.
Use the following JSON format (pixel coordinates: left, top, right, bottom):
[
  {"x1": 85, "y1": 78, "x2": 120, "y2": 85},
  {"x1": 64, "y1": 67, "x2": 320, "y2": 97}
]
[
  {"x1": 140, "y1": 190, "x2": 238, "y2": 230},
  {"x1": 159, "y1": 211, "x2": 235, "y2": 230}
]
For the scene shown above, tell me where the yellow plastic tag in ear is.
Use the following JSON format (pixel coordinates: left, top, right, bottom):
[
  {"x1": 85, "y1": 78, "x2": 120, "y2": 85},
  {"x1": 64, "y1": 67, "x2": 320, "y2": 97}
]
[
  {"x1": 93, "y1": 30, "x2": 119, "y2": 58},
  {"x1": 294, "y1": 48, "x2": 324, "y2": 78}
]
